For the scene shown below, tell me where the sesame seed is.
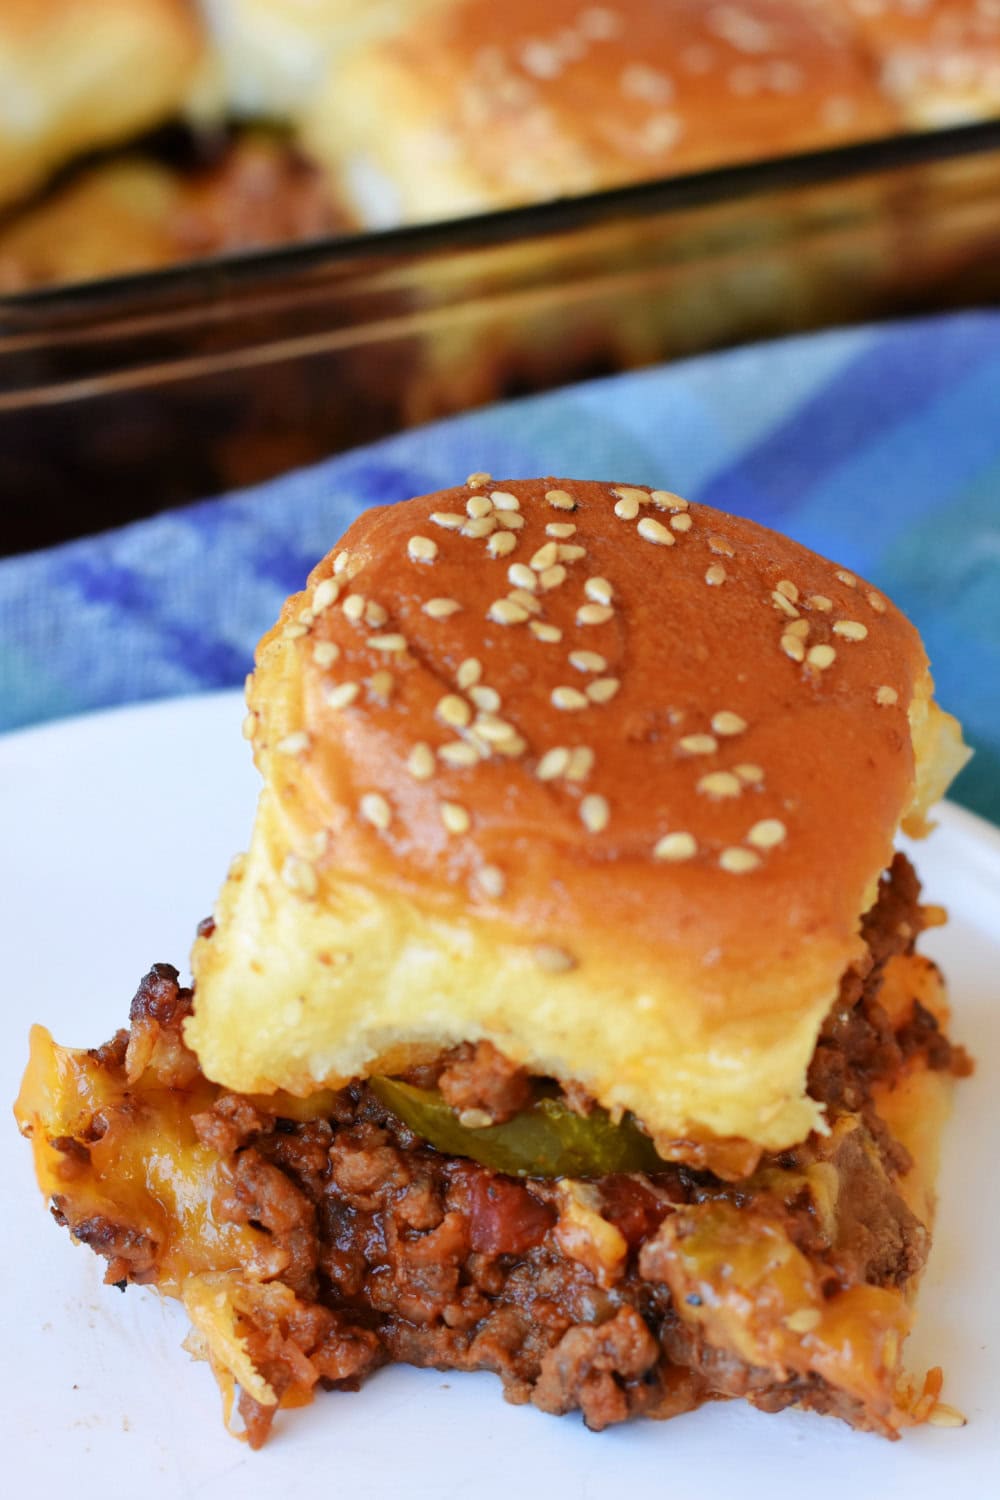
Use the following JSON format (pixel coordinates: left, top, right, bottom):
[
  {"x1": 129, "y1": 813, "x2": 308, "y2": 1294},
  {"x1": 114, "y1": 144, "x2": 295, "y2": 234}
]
[
  {"x1": 611, "y1": 486, "x2": 648, "y2": 508},
  {"x1": 614, "y1": 495, "x2": 641, "y2": 520},
  {"x1": 552, "y1": 686, "x2": 589, "y2": 711},
  {"x1": 466, "y1": 493, "x2": 494, "y2": 519},
  {"x1": 476, "y1": 864, "x2": 506, "y2": 898},
  {"x1": 776, "y1": 579, "x2": 800, "y2": 603},
  {"x1": 781, "y1": 633, "x2": 806, "y2": 662},
  {"x1": 679, "y1": 733, "x2": 718, "y2": 755},
  {"x1": 241, "y1": 711, "x2": 255, "y2": 740},
  {"x1": 360, "y1": 793, "x2": 391, "y2": 831},
  {"x1": 808, "y1": 594, "x2": 833, "y2": 612},
  {"x1": 466, "y1": 470, "x2": 491, "y2": 488},
  {"x1": 534, "y1": 945, "x2": 576, "y2": 972},
  {"x1": 368, "y1": 670, "x2": 394, "y2": 702},
  {"x1": 546, "y1": 522, "x2": 577, "y2": 538},
  {"x1": 325, "y1": 681, "x2": 360, "y2": 710},
  {"x1": 441, "y1": 801, "x2": 470, "y2": 835},
  {"x1": 297, "y1": 607, "x2": 315, "y2": 625},
  {"x1": 313, "y1": 641, "x2": 340, "y2": 667},
  {"x1": 569, "y1": 650, "x2": 607, "y2": 673},
  {"x1": 653, "y1": 831, "x2": 697, "y2": 862},
  {"x1": 437, "y1": 694, "x2": 472, "y2": 728},
  {"x1": 488, "y1": 530, "x2": 518, "y2": 558},
  {"x1": 867, "y1": 592, "x2": 886, "y2": 614},
  {"x1": 585, "y1": 576, "x2": 613, "y2": 605},
  {"x1": 430, "y1": 511, "x2": 465, "y2": 530},
  {"x1": 507, "y1": 588, "x2": 542, "y2": 615},
  {"x1": 537, "y1": 746, "x2": 571, "y2": 780},
  {"x1": 475, "y1": 714, "x2": 520, "y2": 744},
  {"x1": 281, "y1": 854, "x2": 318, "y2": 898},
  {"x1": 833, "y1": 619, "x2": 868, "y2": 641},
  {"x1": 734, "y1": 763, "x2": 764, "y2": 784},
  {"x1": 875, "y1": 685, "x2": 898, "y2": 706},
  {"x1": 698, "y1": 771, "x2": 742, "y2": 799},
  {"x1": 343, "y1": 593, "x2": 366, "y2": 622},
  {"x1": 558, "y1": 544, "x2": 587, "y2": 562},
  {"x1": 720, "y1": 847, "x2": 761, "y2": 874},
  {"x1": 531, "y1": 621, "x2": 563, "y2": 642},
  {"x1": 577, "y1": 602, "x2": 614, "y2": 626},
  {"x1": 458, "y1": 1104, "x2": 494, "y2": 1128},
  {"x1": 650, "y1": 489, "x2": 688, "y2": 511},
  {"x1": 705, "y1": 563, "x2": 727, "y2": 586},
  {"x1": 747, "y1": 818, "x2": 786, "y2": 849},
  {"x1": 835, "y1": 569, "x2": 857, "y2": 588},
  {"x1": 539, "y1": 565, "x2": 567, "y2": 591},
  {"x1": 439, "y1": 741, "x2": 479, "y2": 767},
  {"x1": 470, "y1": 684, "x2": 501, "y2": 712},
  {"x1": 424, "y1": 597, "x2": 462, "y2": 619},
  {"x1": 708, "y1": 535, "x2": 735, "y2": 557},
  {"x1": 545, "y1": 489, "x2": 576, "y2": 510},
  {"x1": 771, "y1": 590, "x2": 800, "y2": 619},
  {"x1": 407, "y1": 742, "x2": 435, "y2": 780},
  {"x1": 408, "y1": 535, "x2": 438, "y2": 563},
  {"x1": 785, "y1": 618, "x2": 810, "y2": 639},
  {"x1": 490, "y1": 490, "x2": 521, "y2": 511},
  {"x1": 566, "y1": 747, "x2": 595, "y2": 781},
  {"x1": 368, "y1": 633, "x2": 408, "y2": 652},
  {"x1": 365, "y1": 601, "x2": 388, "y2": 627},
  {"x1": 283, "y1": 622, "x2": 308, "y2": 639},
  {"x1": 495, "y1": 512, "x2": 525, "y2": 531},
  {"x1": 333, "y1": 551, "x2": 350, "y2": 576},
  {"x1": 587, "y1": 677, "x2": 620, "y2": 704},
  {"x1": 807, "y1": 644, "x2": 837, "y2": 670},
  {"x1": 488, "y1": 599, "x2": 529, "y2": 625},
  {"x1": 494, "y1": 732, "x2": 527, "y2": 759},
  {"x1": 457, "y1": 657, "x2": 482, "y2": 689},
  {"x1": 711, "y1": 711, "x2": 747, "y2": 736},
  {"x1": 507, "y1": 562, "x2": 537, "y2": 591},
  {"x1": 312, "y1": 577, "x2": 340, "y2": 612},
  {"x1": 637, "y1": 517, "x2": 674, "y2": 546},
  {"x1": 580, "y1": 794, "x2": 609, "y2": 832},
  {"x1": 669, "y1": 512, "x2": 693, "y2": 533},
  {"x1": 463, "y1": 516, "x2": 497, "y2": 538},
  {"x1": 531, "y1": 541, "x2": 559, "y2": 570}
]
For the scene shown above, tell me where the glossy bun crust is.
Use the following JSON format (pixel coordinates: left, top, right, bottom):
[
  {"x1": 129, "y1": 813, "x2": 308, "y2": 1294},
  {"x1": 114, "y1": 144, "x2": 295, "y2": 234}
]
[
  {"x1": 303, "y1": 0, "x2": 898, "y2": 226},
  {"x1": 187, "y1": 477, "x2": 968, "y2": 1154},
  {"x1": 0, "y1": 0, "x2": 204, "y2": 211}
]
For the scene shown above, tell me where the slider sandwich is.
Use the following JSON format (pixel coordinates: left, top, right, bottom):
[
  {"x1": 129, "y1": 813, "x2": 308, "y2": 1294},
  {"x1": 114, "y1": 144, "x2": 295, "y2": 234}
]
[{"x1": 16, "y1": 477, "x2": 972, "y2": 1446}]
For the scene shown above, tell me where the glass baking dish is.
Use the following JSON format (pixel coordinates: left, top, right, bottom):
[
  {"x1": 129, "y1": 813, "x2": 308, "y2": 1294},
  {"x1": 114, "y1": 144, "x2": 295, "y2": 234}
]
[{"x1": 3, "y1": 118, "x2": 1000, "y2": 556}]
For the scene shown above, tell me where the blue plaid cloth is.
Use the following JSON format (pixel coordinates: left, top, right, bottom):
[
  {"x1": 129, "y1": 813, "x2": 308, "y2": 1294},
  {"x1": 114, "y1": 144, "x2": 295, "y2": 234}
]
[{"x1": 2, "y1": 311, "x2": 998, "y2": 821}]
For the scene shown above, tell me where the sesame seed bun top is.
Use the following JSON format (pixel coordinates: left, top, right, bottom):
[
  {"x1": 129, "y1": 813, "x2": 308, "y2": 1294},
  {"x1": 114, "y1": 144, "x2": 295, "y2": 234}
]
[
  {"x1": 186, "y1": 477, "x2": 968, "y2": 1158},
  {"x1": 303, "y1": 0, "x2": 899, "y2": 226}
]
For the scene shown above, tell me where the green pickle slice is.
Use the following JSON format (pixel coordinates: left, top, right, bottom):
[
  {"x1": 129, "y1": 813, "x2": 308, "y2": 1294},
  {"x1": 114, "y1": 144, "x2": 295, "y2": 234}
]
[{"x1": 369, "y1": 1076, "x2": 664, "y2": 1179}]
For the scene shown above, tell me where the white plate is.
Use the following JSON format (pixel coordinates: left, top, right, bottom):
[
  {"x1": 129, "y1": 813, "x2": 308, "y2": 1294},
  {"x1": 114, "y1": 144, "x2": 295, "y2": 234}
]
[{"x1": 2, "y1": 691, "x2": 998, "y2": 1499}]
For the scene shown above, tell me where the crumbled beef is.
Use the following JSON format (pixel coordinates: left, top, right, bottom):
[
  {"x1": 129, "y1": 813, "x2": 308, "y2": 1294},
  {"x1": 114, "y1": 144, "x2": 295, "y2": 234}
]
[
  {"x1": 46, "y1": 856, "x2": 964, "y2": 1445},
  {"x1": 532, "y1": 1308, "x2": 660, "y2": 1428},
  {"x1": 437, "y1": 1041, "x2": 533, "y2": 1123},
  {"x1": 808, "y1": 853, "x2": 964, "y2": 1116}
]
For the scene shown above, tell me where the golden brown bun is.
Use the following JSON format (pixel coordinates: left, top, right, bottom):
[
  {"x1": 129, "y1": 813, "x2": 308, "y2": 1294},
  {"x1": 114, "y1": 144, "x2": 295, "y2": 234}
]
[
  {"x1": 186, "y1": 478, "x2": 968, "y2": 1154},
  {"x1": 302, "y1": 0, "x2": 900, "y2": 227},
  {"x1": 0, "y1": 0, "x2": 205, "y2": 212},
  {"x1": 201, "y1": 0, "x2": 449, "y2": 120},
  {"x1": 839, "y1": 0, "x2": 1000, "y2": 127}
]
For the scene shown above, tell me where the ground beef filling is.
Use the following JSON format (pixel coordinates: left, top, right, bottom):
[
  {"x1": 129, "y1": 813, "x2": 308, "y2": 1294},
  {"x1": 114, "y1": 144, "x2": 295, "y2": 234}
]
[{"x1": 52, "y1": 855, "x2": 964, "y2": 1446}]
